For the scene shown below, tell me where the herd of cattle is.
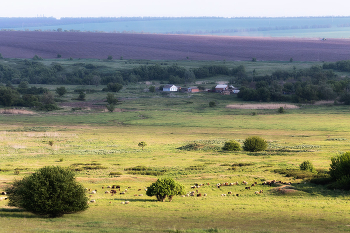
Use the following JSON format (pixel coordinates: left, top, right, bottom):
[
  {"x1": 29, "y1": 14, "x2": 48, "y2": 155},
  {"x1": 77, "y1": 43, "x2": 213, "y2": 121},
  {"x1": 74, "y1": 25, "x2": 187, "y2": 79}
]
[
  {"x1": 85, "y1": 179, "x2": 293, "y2": 204},
  {"x1": 0, "y1": 179, "x2": 294, "y2": 204}
]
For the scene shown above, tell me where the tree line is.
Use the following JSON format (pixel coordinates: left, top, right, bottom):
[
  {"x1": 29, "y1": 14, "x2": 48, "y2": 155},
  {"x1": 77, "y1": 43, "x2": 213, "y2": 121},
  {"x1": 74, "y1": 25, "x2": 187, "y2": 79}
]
[
  {"x1": 237, "y1": 65, "x2": 350, "y2": 103},
  {"x1": 1, "y1": 58, "x2": 350, "y2": 106}
]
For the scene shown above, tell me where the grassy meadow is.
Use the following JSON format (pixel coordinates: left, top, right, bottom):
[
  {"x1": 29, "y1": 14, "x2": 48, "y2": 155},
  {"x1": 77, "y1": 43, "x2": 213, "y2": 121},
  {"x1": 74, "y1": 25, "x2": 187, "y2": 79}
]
[{"x1": 1, "y1": 74, "x2": 350, "y2": 232}]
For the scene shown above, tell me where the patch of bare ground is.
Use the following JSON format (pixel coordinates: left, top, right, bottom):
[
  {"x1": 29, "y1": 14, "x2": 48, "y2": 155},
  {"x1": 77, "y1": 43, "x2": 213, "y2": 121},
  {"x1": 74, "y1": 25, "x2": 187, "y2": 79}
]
[
  {"x1": 272, "y1": 185, "x2": 300, "y2": 195},
  {"x1": 313, "y1": 100, "x2": 334, "y2": 105},
  {"x1": 226, "y1": 104, "x2": 299, "y2": 109},
  {"x1": 0, "y1": 109, "x2": 36, "y2": 115}
]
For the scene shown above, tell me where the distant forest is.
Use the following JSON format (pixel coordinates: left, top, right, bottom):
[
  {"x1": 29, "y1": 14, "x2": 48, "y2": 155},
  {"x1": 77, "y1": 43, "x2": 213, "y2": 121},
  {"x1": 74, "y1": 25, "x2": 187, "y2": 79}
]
[
  {"x1": 2, "y1": 16, "x2": 350, "y2": 37},
  {"x1": 1, "y1": 59, "x2": 350, "y2": 109}
]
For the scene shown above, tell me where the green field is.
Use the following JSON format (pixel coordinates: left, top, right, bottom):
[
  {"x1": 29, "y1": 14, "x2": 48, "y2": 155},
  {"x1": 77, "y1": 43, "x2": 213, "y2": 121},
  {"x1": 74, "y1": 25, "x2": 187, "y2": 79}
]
[{"x1": 0, "y1": 76, "x2": 350, "y2": 233}]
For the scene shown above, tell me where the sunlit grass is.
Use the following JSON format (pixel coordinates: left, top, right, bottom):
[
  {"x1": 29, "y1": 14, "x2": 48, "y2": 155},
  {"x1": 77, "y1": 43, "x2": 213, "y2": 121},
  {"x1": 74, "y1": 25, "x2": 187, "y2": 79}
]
[{"x1": 1, "y1": 90, "x2": 350, "y2": 232}]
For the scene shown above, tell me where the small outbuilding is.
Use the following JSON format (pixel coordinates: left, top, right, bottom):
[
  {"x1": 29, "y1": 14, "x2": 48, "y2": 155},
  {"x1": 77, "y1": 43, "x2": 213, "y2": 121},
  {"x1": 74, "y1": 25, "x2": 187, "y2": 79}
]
[
  {"x1": 187, "y1": 87, "x2": 200, "y2": 93},
  {"x1": 163, "y1": 84, "x2": 178, "y2": 92}
]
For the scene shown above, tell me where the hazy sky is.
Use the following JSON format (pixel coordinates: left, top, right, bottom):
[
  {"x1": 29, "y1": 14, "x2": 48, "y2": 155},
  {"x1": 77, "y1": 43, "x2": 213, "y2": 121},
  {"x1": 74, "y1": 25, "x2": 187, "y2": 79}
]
[{"x1": 1, "y1": 0, "x2": 350, "y2": 18}]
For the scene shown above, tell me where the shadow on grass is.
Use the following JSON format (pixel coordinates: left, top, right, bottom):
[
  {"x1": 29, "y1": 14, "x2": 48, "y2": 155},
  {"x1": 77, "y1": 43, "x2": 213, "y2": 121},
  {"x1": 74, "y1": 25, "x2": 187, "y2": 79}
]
[
  {"x1": 0, "y1": 207, "x2": 38, "y2": 218},
  {"x1": 293, "y1": 182, "x2": 350, "y2": 198}
]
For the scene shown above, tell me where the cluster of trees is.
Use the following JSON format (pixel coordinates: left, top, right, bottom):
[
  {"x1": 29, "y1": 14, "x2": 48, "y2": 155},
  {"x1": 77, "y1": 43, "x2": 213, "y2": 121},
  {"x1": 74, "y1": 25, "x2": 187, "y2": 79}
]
[
  {"x1": 323, "y1": 60, "x2": 350, "y2": 72},
  {"x1": 131, "y1": 64, "x2": 195, "y2": 84},
  {"x1": 0, "y1": 81, "x2": 59, "y2": 110},
  {"x1": 237, "y1": 65, "x2": 350, "y2": 103}
]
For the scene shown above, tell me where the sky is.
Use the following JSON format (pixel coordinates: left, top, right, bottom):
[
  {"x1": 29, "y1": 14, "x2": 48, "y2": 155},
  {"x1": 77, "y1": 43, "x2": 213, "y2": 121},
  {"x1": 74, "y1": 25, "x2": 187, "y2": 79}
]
[{"x1": 1, "y1": 0, "x2": 350, "y2": 18}]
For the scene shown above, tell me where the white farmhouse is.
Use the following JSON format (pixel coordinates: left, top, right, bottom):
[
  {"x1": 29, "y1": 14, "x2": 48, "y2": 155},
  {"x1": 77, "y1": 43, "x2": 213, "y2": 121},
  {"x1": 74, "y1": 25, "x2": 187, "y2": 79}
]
[{"x1": 163, "y1": 84, "x2": 178, "y2": 92}]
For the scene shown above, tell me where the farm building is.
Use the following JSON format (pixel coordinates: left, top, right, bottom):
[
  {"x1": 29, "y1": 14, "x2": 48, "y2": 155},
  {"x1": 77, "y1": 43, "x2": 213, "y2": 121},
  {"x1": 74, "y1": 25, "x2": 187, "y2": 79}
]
[
  {"x1": 163, "y1": 84, "x2": 178, "y2": 92},
  {"x1": 215, "y1": 84, "x2": 228, "y2": 92},
  {"x1": 186, "y1": 87, "x2": 200, "y2": 93}
]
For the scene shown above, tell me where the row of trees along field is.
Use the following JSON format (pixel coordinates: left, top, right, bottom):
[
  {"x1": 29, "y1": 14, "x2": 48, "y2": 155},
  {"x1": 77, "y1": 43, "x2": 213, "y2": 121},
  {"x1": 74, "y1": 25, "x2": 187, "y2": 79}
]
[{"x1": 1, "y1": 58, "x2": 350, "y2": 107}]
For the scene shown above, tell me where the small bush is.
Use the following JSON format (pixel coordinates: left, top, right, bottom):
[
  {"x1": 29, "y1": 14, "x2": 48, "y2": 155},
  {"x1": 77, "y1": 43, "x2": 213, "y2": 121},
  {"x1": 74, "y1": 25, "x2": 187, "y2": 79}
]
[
  {"x1": 177, "y1": 142, "x2": 221, "y2": 151},
  {"x1": 106, "y1": 104, "x2": 115, "y2": 112},
  {"x1": 209, "y1": 101, "x2": 216, "y2": 107},
  {"x1": 299, "y1": 160, "x2": 317, "y2": 173},
  {"x1": 222, "y1": 140, "x2": 241, "y2": 151},
  {"x1": 243, "y1": 136, "x2": 267, "y2": 152},
  {"x1": 278, "y1": 107, "x2": 284, "y2": 113},
  {"x1": 109, "y1": 172, "x2": 122, "y2": 176},
  {"x1": 138, "y1": 141, "x2": 147, "y2": 150}
]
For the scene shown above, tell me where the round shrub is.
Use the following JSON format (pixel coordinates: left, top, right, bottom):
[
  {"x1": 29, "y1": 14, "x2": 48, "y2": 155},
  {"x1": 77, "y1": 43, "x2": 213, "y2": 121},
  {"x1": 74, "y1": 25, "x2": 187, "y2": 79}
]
[
  {"x1": 146, "y1": 178, "x2": 185, "y2": 202},
  {"x1": 222, "y1": 140, "x2": 241, "y2": 151},
  {"x1": 299, "y1": 160, "x2": 317, "y2": 173},
  {"x1": 243, "y1": 136, "x2": 267, "y2": 152},
  {"x1": 6, "y1": 166, "x2": 89, "y2": 217}
]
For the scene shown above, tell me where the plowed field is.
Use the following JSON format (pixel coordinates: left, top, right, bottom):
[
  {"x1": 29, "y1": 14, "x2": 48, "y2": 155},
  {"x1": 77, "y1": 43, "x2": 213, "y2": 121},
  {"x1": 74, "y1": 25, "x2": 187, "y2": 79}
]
[{"x1": 0, "y1": 31, "x2": 349, "y2": 61}]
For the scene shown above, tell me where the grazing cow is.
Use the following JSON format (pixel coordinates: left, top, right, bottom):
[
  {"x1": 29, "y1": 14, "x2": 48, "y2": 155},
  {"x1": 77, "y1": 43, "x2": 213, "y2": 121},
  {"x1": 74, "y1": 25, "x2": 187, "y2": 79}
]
[
  {"x1": 138, "y1": 194, "x2": 143, "y2": 196},
  {"x1": 203, "y1": 193, "x2": 207, "y2": 196},
  {"x1": 110, "y1": 190, "x2": 117, "y2": 195},
  {"x1": 197, "y1": 193, "x2": 202, "y2": 197},
  {"x1": 228, "y1": 191, "x2": 233, "y2": 194},
  {"x1": 236, "y1": 194, "x2": 239, "y2": 197},
  {"x1": 105, "y1": 191, "x2": 110, "y2": 194},
  {"x1": 90, "y1": 200, "x2": 96, "y2": 203},
  {"x1": 1, "y1": 192, "x2": 6, "y2": 195},
  {"x1": 138, "y1": 189, "x2": 142, "y2": 191},
  {"x1": 112, "y1": 185, "x2": 115, "y2": 189},
  {"x1": 245, "y1": 187, "x2": 251, "y2": 190}
]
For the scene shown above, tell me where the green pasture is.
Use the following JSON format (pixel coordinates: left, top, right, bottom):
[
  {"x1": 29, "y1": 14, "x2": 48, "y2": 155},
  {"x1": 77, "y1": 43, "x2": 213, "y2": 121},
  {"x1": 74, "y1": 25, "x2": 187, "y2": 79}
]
[{"x1": 1, "y1": 84, "x2": 350, "y2": 232}]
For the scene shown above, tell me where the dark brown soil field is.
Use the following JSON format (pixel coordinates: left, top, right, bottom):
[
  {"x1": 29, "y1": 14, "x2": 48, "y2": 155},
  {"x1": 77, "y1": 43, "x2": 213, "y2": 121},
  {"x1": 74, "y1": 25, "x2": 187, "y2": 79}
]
[{"x1": 0, "y1": 31, "x2": 349, "y2": 61}]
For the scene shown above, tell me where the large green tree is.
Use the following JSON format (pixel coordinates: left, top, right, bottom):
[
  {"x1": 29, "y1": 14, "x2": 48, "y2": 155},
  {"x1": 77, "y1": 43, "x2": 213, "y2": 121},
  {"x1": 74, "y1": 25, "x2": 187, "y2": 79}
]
[{"x1": 6, "y1": 166, "x2": 89, "y2": 217}]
